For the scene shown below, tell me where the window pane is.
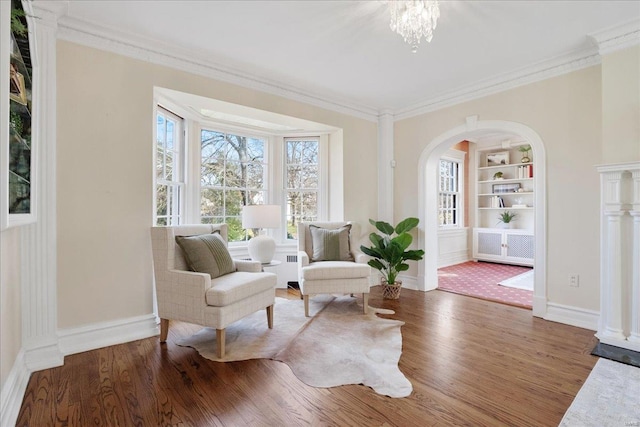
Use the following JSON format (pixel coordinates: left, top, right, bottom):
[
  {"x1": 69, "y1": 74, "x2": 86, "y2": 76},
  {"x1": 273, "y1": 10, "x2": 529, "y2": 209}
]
[
  {"x1": 300, "y1": 165, "x2": 318, "y2": 188},
  {"x1": 166, "y1": 120, "x2": 174, "y2": 150},
  {"x1": 225, "y1": 190, "x2": 246, "y2": 216},
  {"x1": 246, "y1": 163, "x2": 264, "y2": 189},
  {"x1": 200, "y1": 129, "x2": 267, "y2": 240},
  {"x1": 438, "y1": 159, "x2": 461, "y2": 227},
  {"x1": 157, "y1": 184, "x2": 167, "y2": 216},
  {"x1": 201, "y1": 189, "x2": 224, "y2": 217}
]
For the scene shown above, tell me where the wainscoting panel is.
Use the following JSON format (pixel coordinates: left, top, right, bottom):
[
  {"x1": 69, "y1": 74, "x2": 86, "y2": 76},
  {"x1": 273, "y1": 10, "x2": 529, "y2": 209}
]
[{"x1": 437, "y1": 228, "x2": 470, "y2": 268}]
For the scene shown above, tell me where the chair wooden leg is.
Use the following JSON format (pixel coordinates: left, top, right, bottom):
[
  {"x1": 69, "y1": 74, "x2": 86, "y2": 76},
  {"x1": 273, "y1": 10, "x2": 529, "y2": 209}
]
[
  {"x1": 303, "y1": 294, "x2": 310, "y2": 317},
  {"x1": 160, "y1": 318, "x2": 169, "y2": 343},
  {"x1": 216, "y1": 329, "x2": 225, "y2": 359},
  {"x1": 363, "y1": 293, "x2": 369, "y2": 314},
  {"x1": 266, "y1": 305, "x2": 274, "y2": 329}
]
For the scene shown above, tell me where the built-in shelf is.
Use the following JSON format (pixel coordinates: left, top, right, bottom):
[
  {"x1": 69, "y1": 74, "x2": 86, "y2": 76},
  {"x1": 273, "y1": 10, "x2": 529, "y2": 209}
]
[
  {"x1": 474, "y1": 145, "x2": 535, "y2": 259},
  {"x1": 479, "y1": 178, "x2": 534, "y2": 184},
  {"x1": 478, "y1": 207, "x2": 534, "y2": 210},
  {"x1": 479, "y1": 192, "x2": 534, "y2": 196},
  {"x1": 478, "y1": 162, "x2": 533, "y2": 171}
]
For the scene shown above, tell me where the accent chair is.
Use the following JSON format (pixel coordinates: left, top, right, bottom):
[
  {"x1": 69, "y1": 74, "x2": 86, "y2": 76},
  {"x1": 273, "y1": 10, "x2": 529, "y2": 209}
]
[
  {"x1": 297, "y1": 221, "x2": 371, "y2": 316},
  {"x1": 150, "y1": 224, "x2": 277, "y2": 358}
]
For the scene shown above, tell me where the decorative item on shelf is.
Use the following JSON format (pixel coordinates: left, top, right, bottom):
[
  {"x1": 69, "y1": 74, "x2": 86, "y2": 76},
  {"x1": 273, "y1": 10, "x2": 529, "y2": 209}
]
[
  {"x1": 493, "y1": 171, "x2": 504, "y2": 180},
  {"x1": 497, "y1": 211, "x2": 517, "y2": 229},
  {"x1": 519, "y1": 145, "x2": 532, "y2": 163},
  {"x1": 242, "y1": 205, "x2": 281, "y2": 264},
  {"x1": 360, "y1": 218, "x2": 425, "y2": 300},
  {"x1": 388, "y1": 0, "x2": 440, "y2": 53},
  {"x1": 493, "y1": 183, "x2": 521, "y2": 194},
  {"x1": 486, "y1": 151, "x2": 510, "y2": 166}
]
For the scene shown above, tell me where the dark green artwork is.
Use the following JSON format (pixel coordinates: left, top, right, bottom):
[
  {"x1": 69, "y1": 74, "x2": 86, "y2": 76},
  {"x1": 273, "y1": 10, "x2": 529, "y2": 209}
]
[{"x1": 9, "y1": 0, "x2": 32, "y2": 214}]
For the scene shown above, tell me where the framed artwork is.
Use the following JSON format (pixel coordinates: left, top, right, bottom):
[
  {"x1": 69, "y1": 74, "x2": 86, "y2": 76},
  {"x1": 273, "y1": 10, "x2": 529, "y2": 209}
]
[
  {"x1": 486, "y1": 151, "x2": 510, "y2": 166},
  {"x1": 493, "y1": 183, "x2": 521, "y2": 194},
  {"x1": 2, "y1": 0, "x2": 36, "y2": 228}
]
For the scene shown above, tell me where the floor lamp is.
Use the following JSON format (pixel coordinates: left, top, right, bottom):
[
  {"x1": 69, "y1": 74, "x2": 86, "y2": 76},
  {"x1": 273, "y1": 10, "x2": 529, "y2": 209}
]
[{"x1": 242, "y1": 205, "x2": 281, "y2": 264}]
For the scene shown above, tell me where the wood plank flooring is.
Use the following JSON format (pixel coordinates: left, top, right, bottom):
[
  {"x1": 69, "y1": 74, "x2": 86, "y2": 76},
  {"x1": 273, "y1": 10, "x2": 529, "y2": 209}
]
[{"x1": 16, "y1": 287, "x2": 598, "y2": 426}]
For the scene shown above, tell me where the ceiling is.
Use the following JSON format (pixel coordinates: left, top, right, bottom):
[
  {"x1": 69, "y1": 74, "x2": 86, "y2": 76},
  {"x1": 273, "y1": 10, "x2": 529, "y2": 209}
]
[{"x1": 58, "y1": 1, "x2": 640, "y2": 116}]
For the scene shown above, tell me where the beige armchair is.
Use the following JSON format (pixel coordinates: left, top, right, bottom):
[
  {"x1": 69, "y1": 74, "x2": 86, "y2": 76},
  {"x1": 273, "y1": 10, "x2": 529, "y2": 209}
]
[
  {"x1": 297, "y1": 221, "x2": 371, "y2": 316},
  {"x1": 151, "y1": 224, "x2": 277, "y2": 358}
]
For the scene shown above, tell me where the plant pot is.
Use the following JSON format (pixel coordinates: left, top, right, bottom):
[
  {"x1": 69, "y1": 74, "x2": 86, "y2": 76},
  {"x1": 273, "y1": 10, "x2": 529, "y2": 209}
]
[{"x1": 382, "y1": 280, "x2": 402, "y2": 300}]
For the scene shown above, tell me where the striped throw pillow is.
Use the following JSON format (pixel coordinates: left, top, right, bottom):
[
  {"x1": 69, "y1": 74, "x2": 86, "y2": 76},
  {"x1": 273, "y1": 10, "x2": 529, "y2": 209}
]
[
  {"x1": 309, "y1": 224, "x2": 354, "y2": 262},
  {"x1": 175, "y1": 232, "x2": 235, "y2": 279}
]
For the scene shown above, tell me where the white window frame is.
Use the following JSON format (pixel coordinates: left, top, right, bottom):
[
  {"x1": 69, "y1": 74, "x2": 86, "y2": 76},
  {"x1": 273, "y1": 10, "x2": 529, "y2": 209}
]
[
  {"x1": 152, "y1": 94, "x2": 334, "y2": 247},
  {"x1": 153, "y1": 106, "x2": 185, "y2": 226},
  {"x1": 282, "y1": 135, "x2": 327, "y2": 241},
  {"x1": 196, "y1": 123, "x2": 271, "y2": 245},
  {"x1": 438, "y1": 149, "x2": 465, "y2": 228}
]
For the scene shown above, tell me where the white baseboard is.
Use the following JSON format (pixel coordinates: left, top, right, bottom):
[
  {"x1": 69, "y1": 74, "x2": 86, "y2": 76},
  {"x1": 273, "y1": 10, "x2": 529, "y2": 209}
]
[
  {"x1": 544, "y1": 302, "x2": 599, "y2": 331},
  {"x1": 0, "y1": 349, "x2": 29, "y2": 427},
  {"x1": 398, "y1": 274, "x2": 419, "y2": 291},
  {"x1": 438, "y1": 253, "x2": 470, "y2": 268},
  {"x1": 58, "y1": 314, "x2": 159, "y2": 356}
]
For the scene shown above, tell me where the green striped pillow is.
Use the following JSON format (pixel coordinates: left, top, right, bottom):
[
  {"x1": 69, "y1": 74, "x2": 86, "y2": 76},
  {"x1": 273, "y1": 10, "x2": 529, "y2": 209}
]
[
  {"x1": 175, "y1": 232, "x2": 235, "y2": 279},
  {"x1": 309, "y1": 224, "x2": 354, "y2": 262}
]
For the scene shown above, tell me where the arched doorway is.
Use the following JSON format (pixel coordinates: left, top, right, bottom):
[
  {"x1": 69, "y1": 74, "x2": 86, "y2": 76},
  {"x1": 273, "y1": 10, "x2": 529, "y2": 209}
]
[{"x1": 417, "y1": 119, "x2": 547, "y2": 317}]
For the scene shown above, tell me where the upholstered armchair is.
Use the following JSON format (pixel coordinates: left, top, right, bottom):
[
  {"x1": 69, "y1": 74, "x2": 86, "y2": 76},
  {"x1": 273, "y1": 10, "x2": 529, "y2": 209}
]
[
  {"x1": 297, "y1": 221, "x2": 371, "y2": 316},
  {"x1": 150, "y1": 224, "x2": 277, "y2": 358}
]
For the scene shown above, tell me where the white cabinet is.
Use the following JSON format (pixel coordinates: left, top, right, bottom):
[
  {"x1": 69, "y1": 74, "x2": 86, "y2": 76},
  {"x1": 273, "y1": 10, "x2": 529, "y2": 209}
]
[{"x1": 473, "y1": 228, "x2": 534, "y2": 267}]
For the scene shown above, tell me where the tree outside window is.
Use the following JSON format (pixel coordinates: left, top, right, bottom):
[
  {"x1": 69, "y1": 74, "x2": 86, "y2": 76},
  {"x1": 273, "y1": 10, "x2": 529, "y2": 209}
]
[
  {"x1": 200, "y1": 129, "x2": 266, "y2": 242},
  {"x1": 285, "y1": 138, "x2": 319, "y2": 239}
]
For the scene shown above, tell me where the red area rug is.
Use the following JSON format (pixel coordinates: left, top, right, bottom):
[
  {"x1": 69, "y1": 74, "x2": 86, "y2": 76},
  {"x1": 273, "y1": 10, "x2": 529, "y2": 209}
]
[{"x1": 437, "y1": 261, "x2": 533, "y2": 309}]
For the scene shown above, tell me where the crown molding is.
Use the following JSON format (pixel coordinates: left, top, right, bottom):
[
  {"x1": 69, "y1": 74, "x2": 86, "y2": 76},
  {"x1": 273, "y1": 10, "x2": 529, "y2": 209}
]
[
  {"x1": 56, "y1": 15, "x2": 379, "y2": 123},
  {"x1": 394, "y1": 46, "x2": 601, "y2": 121},
  {"x1": 588, "y1": 18, "x2": 640, "y2": 56},
  {"x1": 53, "y1": 12, "x2": 638, "y2": 124}
]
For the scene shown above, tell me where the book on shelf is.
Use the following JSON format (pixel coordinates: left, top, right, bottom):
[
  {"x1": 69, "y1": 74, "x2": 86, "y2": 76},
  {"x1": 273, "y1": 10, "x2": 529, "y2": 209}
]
[{"x1": 517, "y1": 164, "x2": 533, "y2": 178}]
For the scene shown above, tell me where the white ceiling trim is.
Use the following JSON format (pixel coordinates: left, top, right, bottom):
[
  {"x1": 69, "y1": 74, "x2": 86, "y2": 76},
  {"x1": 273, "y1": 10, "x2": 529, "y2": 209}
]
[
  {"x1": 588, "y1": 18, "x2": 640, "y2": 55},
  {"x1": 55, "y1": 14, "x2": 638, "y2": 123},
  {"x1": 394, "y1": 47, "x2": 601, "y2": 121},
  {"x1": 56, "y1": 15, "x2": 380, "y2": 123}
]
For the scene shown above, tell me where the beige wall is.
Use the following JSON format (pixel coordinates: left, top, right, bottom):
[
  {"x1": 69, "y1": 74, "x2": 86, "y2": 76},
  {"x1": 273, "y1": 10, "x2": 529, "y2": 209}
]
[
  {"x1": 0, "y1": 227, "x2": 22, "y2": 388},
  {"x1": 601, "y1": 45, "x2": 640, "y2": 163},
  {"x1": 56, "y1": 41, "x2": 378, "y2": 329},
  {"x1": 395, "y1": 66, "x2": 603, "y2": 310}
]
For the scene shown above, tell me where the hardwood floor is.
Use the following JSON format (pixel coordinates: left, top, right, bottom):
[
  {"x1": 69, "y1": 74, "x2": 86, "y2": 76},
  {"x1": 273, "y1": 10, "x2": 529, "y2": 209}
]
[{"x1": 17, "y1": 287, "x2": 598, "y2": 426}]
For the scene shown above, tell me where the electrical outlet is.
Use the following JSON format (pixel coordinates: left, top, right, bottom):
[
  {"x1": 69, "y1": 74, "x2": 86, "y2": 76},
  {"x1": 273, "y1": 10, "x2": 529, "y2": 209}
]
[{"x1": 569, "y1": 275, "x2": 579, "y2": 287}]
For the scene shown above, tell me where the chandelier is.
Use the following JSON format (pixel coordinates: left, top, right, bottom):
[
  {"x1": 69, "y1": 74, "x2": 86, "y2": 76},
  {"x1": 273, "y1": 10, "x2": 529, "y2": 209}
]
[{"x1": 389, "y1": 0, "x2": 440, "y2": 53}]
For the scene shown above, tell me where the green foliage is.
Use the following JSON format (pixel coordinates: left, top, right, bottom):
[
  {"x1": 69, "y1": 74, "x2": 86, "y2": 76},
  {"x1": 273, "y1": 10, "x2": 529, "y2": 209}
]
[
  {"x1": 498, "y1": 211, "x2": 517, "y2": 224},
  {"x1": 518, "y1": 145, "x2": 531, "y2": 154},
  {"x1": 360, "y1": 217, "x2": 425, "y2": 285},
  {"x1": 11, "y1": 6, "x2": 27, "y2": 37}
]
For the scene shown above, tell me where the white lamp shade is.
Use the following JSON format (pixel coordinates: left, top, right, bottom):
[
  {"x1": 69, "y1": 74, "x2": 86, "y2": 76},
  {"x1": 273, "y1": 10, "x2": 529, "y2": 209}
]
[{"x1": 242, "y1": 205, "x2": 281, "y2": 229}]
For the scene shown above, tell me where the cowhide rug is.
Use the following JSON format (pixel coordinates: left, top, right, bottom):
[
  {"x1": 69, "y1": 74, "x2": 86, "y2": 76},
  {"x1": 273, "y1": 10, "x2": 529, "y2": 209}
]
[{"x1": 176, "y1": 295, "x2": 412, "y2": 398}]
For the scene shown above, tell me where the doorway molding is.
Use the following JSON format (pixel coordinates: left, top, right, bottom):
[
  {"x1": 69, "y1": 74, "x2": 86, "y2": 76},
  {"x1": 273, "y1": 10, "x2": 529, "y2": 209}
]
[{"x1": 417, "y1": 119, "x2": 547, "y2": 317}]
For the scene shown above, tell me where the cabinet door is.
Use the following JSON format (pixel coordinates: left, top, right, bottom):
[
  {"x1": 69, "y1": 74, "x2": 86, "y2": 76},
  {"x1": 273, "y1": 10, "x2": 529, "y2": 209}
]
[
  {"x1": 474, "y1": 229, "x2": 503, "y2": 262},
  {"x1": 504, "y1": 232, "x2": 534, "y2": 266}
]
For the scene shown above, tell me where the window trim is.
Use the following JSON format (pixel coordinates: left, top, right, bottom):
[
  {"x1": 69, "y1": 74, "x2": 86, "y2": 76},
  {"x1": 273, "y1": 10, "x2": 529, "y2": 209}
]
[
  {"x1": 282, "y1": 135, "x2": 327, "y2": 241},
  {"x1": 438, "y1": 149, "x2": 465, "y2": 229},
  {"x1": 153, "y1": 105, "x2": 185, "y2": 226},
  {"x1": 153, "y1": 91, "x2": 339, "y2": 247}
]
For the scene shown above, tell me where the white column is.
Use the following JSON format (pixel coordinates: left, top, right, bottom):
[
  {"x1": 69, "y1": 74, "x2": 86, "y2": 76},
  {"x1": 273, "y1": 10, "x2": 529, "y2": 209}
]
[
  {"x1": 377, "y1": 111, "x2": 394, "y2": 224},
  {"x1": 600, "y1": 210, "x2": 627, "y2": 341},
  {"x1": 597, "y1": 163, "x2": 640, "y2": 351},
  {"x1": 627, "y1": 170, "x2": 640, "y2": 347},
  {"x1": 20, "y1": 2, "x2": 64, "y2": 370}
]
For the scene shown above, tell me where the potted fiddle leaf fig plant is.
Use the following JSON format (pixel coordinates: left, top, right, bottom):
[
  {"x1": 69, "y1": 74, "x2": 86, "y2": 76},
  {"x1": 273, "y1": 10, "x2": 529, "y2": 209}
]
[{"x1": 360, "y1": 217, "x2": 425, "y2": 299}]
